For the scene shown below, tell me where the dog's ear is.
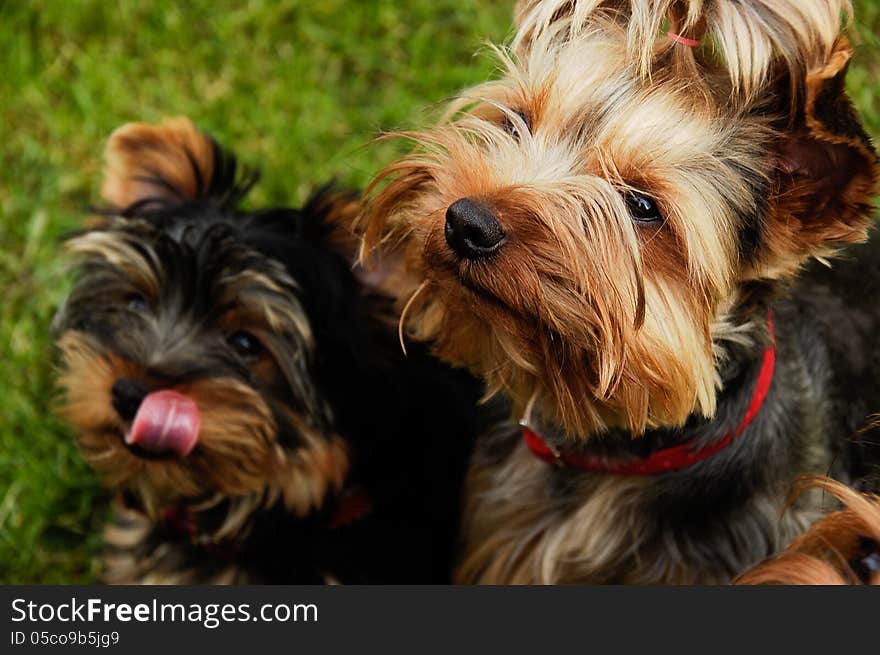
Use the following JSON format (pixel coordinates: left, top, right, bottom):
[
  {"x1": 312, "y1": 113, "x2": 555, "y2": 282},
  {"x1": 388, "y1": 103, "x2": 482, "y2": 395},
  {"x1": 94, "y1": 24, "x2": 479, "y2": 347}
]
[
  {"x1": 101, "y1": 117, "x2": 252, "y2": 214},
  {"x1": 756, "y1": 37, "x2": 878, "y2": 276},
  {"x1": 302, "y1": 188, "x2": 400, "y2": 296},
  {"x1": 302, "y1": 188, "x2": 363, "y2": 263}
]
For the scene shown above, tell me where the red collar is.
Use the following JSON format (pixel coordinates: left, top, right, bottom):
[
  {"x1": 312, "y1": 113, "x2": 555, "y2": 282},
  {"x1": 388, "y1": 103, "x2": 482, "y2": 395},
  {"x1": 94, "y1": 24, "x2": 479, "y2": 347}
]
[
  {"x1": 328, "y1": 487, "x2": 373, "y2": 529},
  {"x1": 523, "y1": 310, "x2": 776, "y2": 475}
]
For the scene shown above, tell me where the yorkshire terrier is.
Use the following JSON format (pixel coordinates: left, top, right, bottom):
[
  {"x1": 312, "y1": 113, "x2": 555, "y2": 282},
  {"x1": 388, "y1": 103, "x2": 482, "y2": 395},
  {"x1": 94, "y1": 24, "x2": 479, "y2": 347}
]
[
  {"x1": 737, "y1": 477, "x2": 880, "y2": 585},
  {"x1": 54, "y1": 117, "x2": 488, "y2": 583},
  {"x1": 360, "y1": 0, "x2": 880, "y2": 583}
]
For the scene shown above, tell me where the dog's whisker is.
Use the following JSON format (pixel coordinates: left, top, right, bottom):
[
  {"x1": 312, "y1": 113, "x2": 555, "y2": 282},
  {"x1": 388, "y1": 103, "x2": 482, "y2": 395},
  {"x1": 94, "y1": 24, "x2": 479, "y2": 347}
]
[{"x1": 398, "y1": 281, "x2": 428, "y2": 357}]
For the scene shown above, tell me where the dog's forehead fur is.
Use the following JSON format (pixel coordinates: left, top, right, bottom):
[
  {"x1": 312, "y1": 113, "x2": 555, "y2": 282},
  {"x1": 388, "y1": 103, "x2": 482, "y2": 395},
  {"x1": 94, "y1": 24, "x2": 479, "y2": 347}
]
[
  {"x1": 481, "y1": 38, "x2": 730, "y2": 169},
  {"x1": 66, "y1": 215, "x2": 313, "y2": 347},
  {"x1": 462, "y1": 30, "x2": 769, "y2": 275}
]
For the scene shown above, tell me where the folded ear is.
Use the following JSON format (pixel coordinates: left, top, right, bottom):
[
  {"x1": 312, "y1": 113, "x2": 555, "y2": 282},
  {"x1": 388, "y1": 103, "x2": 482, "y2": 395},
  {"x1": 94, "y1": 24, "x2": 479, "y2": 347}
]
[
  {"x1": 757, "y1": 38, "x2": 878, "y2": 277},
  {"x1": 302, "y1": 188, "x2": 398, "y2": 295},
  {"x1": 101, "y1": 117, "x2": 250, "y2": 214},
  {"x1": 302, "y1": 188, "x2": 363, "y2": 262}
]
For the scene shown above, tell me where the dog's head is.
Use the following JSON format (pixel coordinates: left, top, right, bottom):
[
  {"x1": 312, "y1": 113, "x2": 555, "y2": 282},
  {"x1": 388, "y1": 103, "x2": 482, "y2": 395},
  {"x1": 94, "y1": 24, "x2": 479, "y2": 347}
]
[
  {"x1": 54, "y1": 118, "x2": 357, "y2": 520},
  {"x1": 361, "y1": 0, "x2": 877, "y2": 438}
]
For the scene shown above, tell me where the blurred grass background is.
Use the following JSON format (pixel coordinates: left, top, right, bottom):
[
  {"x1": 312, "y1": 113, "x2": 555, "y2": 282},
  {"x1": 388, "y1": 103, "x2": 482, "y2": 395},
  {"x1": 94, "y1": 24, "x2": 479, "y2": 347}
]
[{"x1": 0, "y1": 1, "x2": 878, "y2": 583}]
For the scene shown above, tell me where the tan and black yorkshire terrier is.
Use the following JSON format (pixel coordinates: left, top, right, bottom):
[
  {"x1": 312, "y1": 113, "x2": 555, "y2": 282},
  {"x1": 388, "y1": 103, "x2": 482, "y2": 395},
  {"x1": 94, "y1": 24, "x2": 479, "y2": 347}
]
[
  {"x1": 53, "y1": 118, "x2": 488, "y2": 584},
  {"x1": 360, "y1": 0, "x2": 880, "y2": 583}
]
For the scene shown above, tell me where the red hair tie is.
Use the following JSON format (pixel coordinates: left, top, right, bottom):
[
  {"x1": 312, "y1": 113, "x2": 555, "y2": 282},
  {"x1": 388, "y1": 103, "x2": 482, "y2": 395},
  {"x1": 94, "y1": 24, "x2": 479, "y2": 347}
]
[{"x1": 667, "y1": 31, "x2": 700, "y2": 47}]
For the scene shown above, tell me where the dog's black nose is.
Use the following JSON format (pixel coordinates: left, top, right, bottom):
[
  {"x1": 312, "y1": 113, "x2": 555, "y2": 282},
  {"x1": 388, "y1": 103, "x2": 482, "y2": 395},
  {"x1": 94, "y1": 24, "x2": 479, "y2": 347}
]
[
  {"x1": 111, "y1": 378, "x2": 149, "y2": 422},
  {"x1": 445, "y1": 198, "x2": 505, "y2": 259}
]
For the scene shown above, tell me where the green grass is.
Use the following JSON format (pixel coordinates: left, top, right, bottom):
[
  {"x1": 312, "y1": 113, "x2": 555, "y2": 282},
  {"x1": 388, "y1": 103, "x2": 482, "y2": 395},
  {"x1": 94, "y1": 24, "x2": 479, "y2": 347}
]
[{"x1": 1, "y1": 1, "x2": 878, "y2": 584}]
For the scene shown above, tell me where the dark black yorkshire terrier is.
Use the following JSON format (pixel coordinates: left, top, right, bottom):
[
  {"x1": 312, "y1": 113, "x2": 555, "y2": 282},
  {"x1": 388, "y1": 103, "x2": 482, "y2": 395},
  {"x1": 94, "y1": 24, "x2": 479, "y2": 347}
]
[{"x1": 53, "y1": 117, "x2": 490, "y2": 583}]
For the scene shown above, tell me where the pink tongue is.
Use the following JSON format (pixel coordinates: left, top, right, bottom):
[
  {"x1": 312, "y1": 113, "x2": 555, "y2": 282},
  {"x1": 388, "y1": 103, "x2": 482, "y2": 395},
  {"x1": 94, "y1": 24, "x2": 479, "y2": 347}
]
[{"x1": 125, "y1": 390, "x2": 201, "y2": 456}]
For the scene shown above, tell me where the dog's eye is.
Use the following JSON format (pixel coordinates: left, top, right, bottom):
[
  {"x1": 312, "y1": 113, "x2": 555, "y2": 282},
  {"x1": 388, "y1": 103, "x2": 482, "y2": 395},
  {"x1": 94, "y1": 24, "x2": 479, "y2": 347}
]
[
  {"x1": 502, "y1": 110, "x2": 530, "y2": 140},
  {"x1": 126, "y1": 292, "x2": 149, "y2": 312},
  {"x1": 228, "y1": 331, "x2": 263, "y2": 359},
  {"x1": 625, "y1": 192, "x2": 662, "y2": 224}
]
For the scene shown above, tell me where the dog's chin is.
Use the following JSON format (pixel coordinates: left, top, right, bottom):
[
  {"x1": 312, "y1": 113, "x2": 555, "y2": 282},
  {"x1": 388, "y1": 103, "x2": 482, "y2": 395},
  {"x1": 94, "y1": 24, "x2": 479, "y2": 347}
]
[
  {"x1": 102, "y1": 423, "x2": 190, "y2": 464},
  {"x1": 422, "y1": 266, "x2": 639, "y2": 435},
  {"x1": 123, "y1": 442, "x2": 180, "y2": 463},
  {"x1": 456, "y1": 274, "x2": 513, "y2": 314},
  {"x1": 75, "y1": 425, "x2": 207, "y2": 501}
]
